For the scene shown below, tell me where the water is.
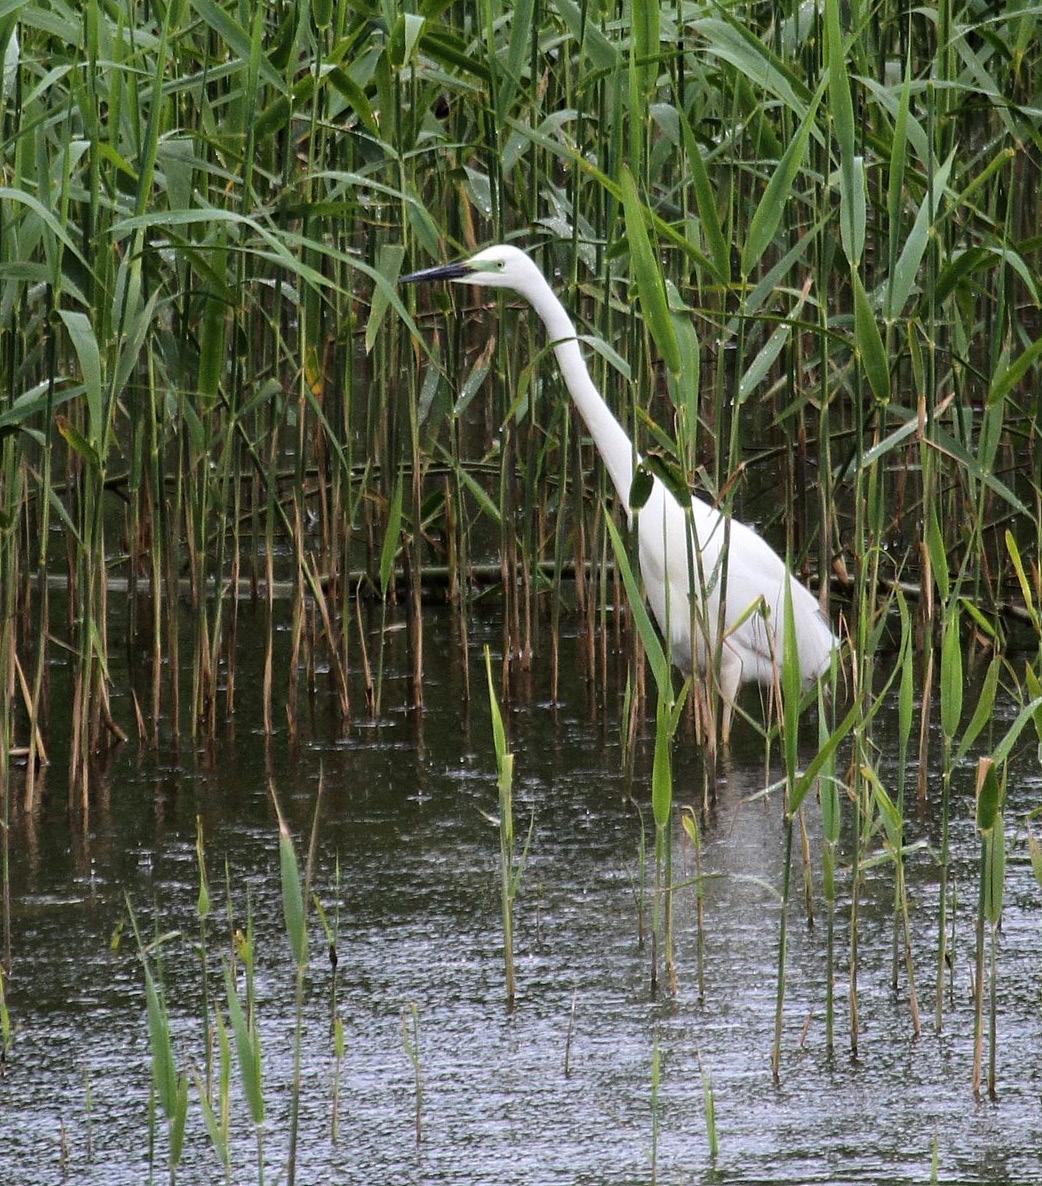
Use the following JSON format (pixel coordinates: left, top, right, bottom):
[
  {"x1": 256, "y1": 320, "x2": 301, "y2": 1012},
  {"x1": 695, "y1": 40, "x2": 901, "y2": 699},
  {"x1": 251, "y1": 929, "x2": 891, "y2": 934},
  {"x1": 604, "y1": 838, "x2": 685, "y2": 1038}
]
[{"x1": 4, "y1": 606, "x2": 1042, "y2": 1184}]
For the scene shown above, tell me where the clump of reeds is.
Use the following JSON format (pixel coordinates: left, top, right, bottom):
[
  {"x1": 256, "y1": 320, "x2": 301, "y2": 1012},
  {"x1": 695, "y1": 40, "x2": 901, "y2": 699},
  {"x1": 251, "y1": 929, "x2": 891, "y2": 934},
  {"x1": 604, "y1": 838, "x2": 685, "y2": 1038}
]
[
  {"x1": 0, "y1": 0, "x2": 1035, "y2": 807},
  {"x1": 1, "y1": 0, "x2": 1041, "y2": 1112}
]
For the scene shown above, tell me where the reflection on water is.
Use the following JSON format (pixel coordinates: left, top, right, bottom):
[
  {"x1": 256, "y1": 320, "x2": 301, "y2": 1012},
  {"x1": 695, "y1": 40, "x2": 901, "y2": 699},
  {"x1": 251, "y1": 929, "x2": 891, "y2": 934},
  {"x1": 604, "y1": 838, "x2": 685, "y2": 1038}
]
[{"x1": 3, "y1": 605, "x2": 1042, "y2": 1184}]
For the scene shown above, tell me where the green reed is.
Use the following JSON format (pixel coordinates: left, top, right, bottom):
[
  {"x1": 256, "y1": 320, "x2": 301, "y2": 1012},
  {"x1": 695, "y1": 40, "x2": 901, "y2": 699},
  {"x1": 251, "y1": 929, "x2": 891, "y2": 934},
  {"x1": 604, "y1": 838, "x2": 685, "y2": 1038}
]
[
  {"x1": 0, "y1": 959, "x2": 11, "y2": 1072},
  {"x1": 484, "y1": 643, "x2": 529, "y2": 1008},
  {"x1": 128, "y1": 903, "x2": 189, "y2": 1185},
  {"x1": 679, "y1": 805, "x2": 706, "y2": 1002},
  {"x1": 606, "y1": 508, "x2": 686, "y2": 994},
  {"x1": 224, "y1": 934, "x2": 266, "y2": 1185},
  {"x1": 271, "y1": 781, "x2": 317, "y2": 1186},
  {"x1": 972, "y1": 755, "x2": 1004, "y2": 1102},
  {"x1": 0, "y1": 7, "x2": 1040, "y2": 1102}
]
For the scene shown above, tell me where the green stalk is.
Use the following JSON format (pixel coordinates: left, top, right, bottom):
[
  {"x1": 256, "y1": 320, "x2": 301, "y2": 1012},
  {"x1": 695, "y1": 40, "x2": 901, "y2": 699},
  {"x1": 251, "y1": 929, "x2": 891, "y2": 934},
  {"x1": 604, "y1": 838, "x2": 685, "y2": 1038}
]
[
  {"x1": 936, "y1": 602, "x2": 963, "y2": 1029},
  {"x1": 485, "y1": 645, "x2": 519, "y2": 1008}
]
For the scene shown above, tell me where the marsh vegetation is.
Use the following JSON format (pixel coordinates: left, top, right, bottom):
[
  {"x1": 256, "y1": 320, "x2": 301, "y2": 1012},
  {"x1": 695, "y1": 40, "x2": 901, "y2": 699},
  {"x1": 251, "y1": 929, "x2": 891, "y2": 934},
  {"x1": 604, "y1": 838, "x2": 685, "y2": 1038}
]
[{"x1": 2, "y1": 0, "x2": 1042, "y2": 1181}]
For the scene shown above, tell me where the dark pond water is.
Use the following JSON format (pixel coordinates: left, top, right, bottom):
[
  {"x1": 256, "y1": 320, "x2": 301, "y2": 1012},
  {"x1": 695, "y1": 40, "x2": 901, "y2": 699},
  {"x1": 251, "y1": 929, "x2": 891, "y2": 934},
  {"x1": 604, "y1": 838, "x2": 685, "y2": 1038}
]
[{"x1": 3, "y1": 604, "x2": 1042, "y2": 1185}]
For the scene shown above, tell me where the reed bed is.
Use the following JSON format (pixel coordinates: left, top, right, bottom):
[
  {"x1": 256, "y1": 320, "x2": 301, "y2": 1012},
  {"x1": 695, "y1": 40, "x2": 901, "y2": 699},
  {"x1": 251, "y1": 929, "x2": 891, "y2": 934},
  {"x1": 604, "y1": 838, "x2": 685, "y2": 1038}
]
[{"x1": 1, "y1": 0, "x2": 1041, "y2": 1079}]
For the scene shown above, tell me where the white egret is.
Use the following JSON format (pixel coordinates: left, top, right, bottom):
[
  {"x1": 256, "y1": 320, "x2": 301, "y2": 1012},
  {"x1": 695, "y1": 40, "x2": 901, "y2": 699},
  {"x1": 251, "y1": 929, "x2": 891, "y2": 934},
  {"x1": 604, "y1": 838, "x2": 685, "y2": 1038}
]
[{"x1": 402, "y1": 243, "x2": 838, "y2": 740}]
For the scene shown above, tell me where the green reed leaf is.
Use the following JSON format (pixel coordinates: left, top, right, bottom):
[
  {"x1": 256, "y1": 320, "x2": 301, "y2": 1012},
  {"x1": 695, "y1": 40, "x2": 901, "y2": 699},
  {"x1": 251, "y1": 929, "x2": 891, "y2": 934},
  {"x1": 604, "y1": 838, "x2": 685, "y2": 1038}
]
[
  {"x1": 927, "y1": 421, "x2": 1029, "y2": 518},
  {"x1": 189, "y1": 0, "x2": 285, "y2": 92},
  {"x1": 311, "y1": 0, "x2": 332, "y2": 31},
  {"x1": 870, "y1": 774, "x2": 903, "y2": 853},
  {"x1": 818, "y1": 686, "x2": 841, "y2": 851},
  {"x1": 983, "y1": 821, "x2": 1005, "y2": 927},
  {"x1": 666, "y1": 287, "x2": 701, "y2": 417},
  {"x1": 888, "y1": 149, "x2": 955, "y2": 320},
  {"x1": 1024, "y1": 666, "x2": 1042, "y2": 746},
  {"x1": 144, "y1": 965, "x2": 178, "y2": 1119},
  {"x1": 484, "y1": 644, "x2": 509, "y2": 778},
  {"x1": 0, "y1": 381, "x2": 75, "y2": 438},
  {"x1": 388, "y1": 11, "x2": 425, "y2": 70},
  {"x1": 1005, "y1": 530, "x2": 1038, "y2": 628},
  {"x1": 553, "y1": 0, "x2": 618, "y2": 71},
  {"x1": 453, "y1": 462, "x2": 502, "y2": 528},
  {"x1": 992, "y1": 695, "x2": 1042, "y2": 767},
  {"x1": 975, "y1": 757, "x2": 1001, "y2": 834},
  {"x1": 195, "y1": 1069, "x2": 230, "y2": 1168},
  {"x1": 279, "y1": 822, "x2": 309, "y2": 968},
  {"x1": 380, "y1": 471, "x2": 404, "y2": 599},
  {"x1": 54, "y1": 413, "x2": 101, "y2": 472},
  {"x1": 195, "y1": 816, "x2": 211, "y2": 919},
  {"x1": 940, "y1": 608, "x2": 963, "y2": 743},
  {"x1": 851, "y1": 267, "x2": 890, "y2": 404},
  {"x1": 452, "y1": 336, "x2": 494, "y2": 417},
  {"x1": 738, "y1": 321, "x2": 791, "y2": 405},
  {"x1": 0, "y1": 184, "x2": 86, "y2": 266},
  {"x1": 621, "y1": 166, "x2": 680, "y2": 376},
  {"x1": 58, "y1": 310, "x2": 103, "y2": 449},
  {"x1": 977, "y1": 397, "x2": 1005, "y2": 476},
  {"x1": 633, "y1": 0, "x2": 661, "y2": 98},
  {"x1": 651, "y1": 698, "x2": 673, "y2": 829},
  {"x1": 693, "y1": 15, "x2": 814, "y2": 117},
  {"x1": 741, "y1": 77, "x2": 825, "y2": 277},
  {"x1": 925, "y1": 503, "x2": 950, "y2": 605},
  {"x1": 198, "y1": 286, "x2": 227, "y2": 407},
  {"x1": 1026, "y1": 828, "x2": 1042, "y2": 891},
  {"x1": 988, "y1": 332, "x2": 1042, "y2": 408},
  {"x1": 791, "y1": 696, "x2": 861, "y2": 817},
  {"x1": 955, "y1": 656, "x2": 1000, "y2": 764},
  {"x1": 604, "y1": 510, "x2": 670, "y2": 695},
  {"x1": 629, "y1": 463, "x2": 655, "y2": 512},
  {"x1": 887, "y1": 51, "x2": 912, "y2": 263},
  {"x1": 499, "y1": 0, "x2": 534, "y2": 119},
  {"x1": 367, "y1": 243, "x2": 405, "y2": 354},
  {"x1": 329, "y1": 69, "x2": 380, "y2": 136},
  {"x1": 826, "y1": 0, "x2": 861, "y2": 265},
  {"x1": 678, "y1": 107, "x2": 729, "y2": 283},
  {"x1": 169, "y1": 1073, "x2": 189, "y2": 1168},
  {"x1": 224, "y1": 963, "x2": 264, "y2": 1125}
]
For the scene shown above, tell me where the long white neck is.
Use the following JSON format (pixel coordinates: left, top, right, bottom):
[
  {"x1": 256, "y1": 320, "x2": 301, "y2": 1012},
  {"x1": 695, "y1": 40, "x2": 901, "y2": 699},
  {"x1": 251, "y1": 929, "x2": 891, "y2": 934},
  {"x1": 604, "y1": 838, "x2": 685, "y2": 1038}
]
[{"x1": 522, "y1": 274, "x2": 636, "y2": 512}]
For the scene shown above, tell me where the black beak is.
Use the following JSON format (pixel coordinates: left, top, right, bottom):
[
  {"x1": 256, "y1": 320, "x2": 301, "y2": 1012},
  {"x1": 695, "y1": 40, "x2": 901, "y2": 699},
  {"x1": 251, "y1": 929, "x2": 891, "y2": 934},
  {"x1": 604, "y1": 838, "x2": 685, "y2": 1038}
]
[{"x1": 400, "y1": 261, "x2": 470, "y2": 284}]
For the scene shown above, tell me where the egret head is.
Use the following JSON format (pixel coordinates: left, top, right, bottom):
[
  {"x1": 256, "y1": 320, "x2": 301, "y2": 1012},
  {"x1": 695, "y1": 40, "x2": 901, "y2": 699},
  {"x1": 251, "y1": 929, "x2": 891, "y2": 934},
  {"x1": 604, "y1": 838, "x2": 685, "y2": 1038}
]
[{"x1": 401, "y1": 244, "x2": 536, "y2": 292}]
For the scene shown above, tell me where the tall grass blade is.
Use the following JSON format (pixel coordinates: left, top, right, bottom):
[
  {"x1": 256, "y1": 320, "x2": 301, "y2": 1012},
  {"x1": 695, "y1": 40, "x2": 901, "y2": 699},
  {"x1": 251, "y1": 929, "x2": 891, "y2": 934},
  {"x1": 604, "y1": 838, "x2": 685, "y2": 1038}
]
[{"x1": 621, "y1": 167, "x2": 680, "y2": 377}]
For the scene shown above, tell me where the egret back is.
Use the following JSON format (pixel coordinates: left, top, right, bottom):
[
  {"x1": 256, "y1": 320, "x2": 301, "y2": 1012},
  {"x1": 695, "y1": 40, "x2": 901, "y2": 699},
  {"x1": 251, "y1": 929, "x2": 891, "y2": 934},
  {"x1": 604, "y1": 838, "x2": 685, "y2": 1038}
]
[{"x1": 636, "y1": 480, "x2": 835, "y2": 692}]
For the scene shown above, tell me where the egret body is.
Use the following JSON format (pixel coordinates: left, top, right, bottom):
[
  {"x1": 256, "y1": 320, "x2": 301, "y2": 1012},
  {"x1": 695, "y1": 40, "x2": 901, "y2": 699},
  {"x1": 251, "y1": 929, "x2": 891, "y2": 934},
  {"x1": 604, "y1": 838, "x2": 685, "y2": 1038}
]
[{"x1": 402, "y1": 244, "x2": 837, "y2": 740}]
